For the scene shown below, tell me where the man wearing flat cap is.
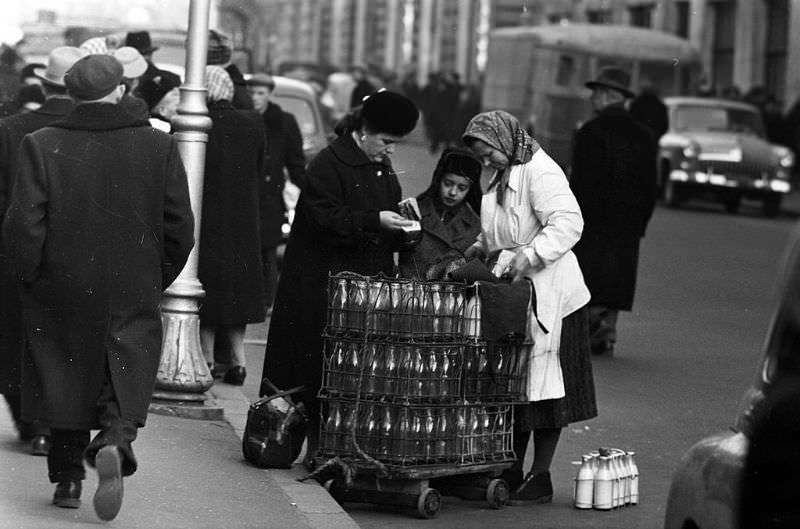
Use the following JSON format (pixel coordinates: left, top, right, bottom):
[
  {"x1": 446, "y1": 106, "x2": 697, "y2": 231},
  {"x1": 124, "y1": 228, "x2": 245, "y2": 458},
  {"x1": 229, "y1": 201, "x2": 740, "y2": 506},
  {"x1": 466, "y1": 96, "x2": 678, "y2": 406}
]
[
  {"x1": 2, "y1": 54, "x2": 194, "y2": 521},
  {"x1": 0, "y1": 46, "x2": 87, "y2": 459},
  {"x1": 569, "y1": 65, "x2": 658, "y2": 357}
]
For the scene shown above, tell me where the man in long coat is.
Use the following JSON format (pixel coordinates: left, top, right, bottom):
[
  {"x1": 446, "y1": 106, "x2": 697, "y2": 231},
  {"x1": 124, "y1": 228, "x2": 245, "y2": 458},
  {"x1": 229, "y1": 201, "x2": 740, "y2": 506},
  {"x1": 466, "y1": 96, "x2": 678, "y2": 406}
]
[
  {"x1": 2, "y1": 54, "x2": 194, "y2": 520},
  {"x1": 0, "y1": 46, "x2": 86, "y2": 456},
  {"x1": 569, "y1": 66, "x2": 658, "y2": 356},
  {"x1": 247, "y1": 73, "x2": 306, "y2": 312}
]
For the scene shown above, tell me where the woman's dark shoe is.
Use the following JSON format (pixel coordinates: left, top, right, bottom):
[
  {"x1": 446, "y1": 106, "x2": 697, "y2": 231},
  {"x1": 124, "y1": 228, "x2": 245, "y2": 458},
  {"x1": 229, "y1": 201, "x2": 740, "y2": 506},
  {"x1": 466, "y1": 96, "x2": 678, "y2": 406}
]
[
  {"x1": 31, "y1": 435, "x2": 51, "y2": 456},
  {"x1": 223, "y1": 366, "x2": 247, "y2": 386},
  {"x1": 510, "y1": 471, "x2": 553, "y2": 503},
  {"x1": 53, "y1": 480, "x2": 82, "y2": 509}
]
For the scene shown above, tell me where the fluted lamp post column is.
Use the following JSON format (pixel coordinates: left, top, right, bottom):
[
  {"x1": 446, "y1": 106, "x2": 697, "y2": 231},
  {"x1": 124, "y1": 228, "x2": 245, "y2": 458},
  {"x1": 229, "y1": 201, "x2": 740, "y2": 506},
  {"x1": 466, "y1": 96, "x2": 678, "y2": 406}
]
[{"x1": 153, "y1": 0, "x2": 216, "y2": 411}]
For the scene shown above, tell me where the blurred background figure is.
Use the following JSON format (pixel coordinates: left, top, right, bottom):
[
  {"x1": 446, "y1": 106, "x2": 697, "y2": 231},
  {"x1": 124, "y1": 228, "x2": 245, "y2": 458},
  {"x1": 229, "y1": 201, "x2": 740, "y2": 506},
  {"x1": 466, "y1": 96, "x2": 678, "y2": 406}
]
[
  {"x1": 207, "y1": 29, "x2": 252, "y2": 110},
  {"x1": 0, "y1": 63, "x2": 44, "y2": 118},
  {"x1": 16, "y1": 84, "x2": 44, "y2": 112},
  {"x1": 246, "y1": 72, "x2": 306, "y2": 315},
  {"x1": 629, "y1": 82, "x2": 669, "y2": 143},
  {"x1": 112, "y1": 46, "x2": 149, "y2": 119},
  {"x1": 349, "y1": 65, "x2": 375, "y2": 108},
  {"x1": 124, "y1": 31, "x2": 160, "y2": 84},
  {"x1": 198, "y1": 66, "x2": 266, "y2": 386}
]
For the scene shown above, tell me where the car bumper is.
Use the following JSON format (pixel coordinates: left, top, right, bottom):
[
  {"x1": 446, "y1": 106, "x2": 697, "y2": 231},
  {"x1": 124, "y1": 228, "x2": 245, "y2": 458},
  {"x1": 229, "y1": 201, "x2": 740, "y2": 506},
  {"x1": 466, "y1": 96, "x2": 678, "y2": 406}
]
[{"x1": 669, "y1": 169, "x2": 791, "y2": 194}]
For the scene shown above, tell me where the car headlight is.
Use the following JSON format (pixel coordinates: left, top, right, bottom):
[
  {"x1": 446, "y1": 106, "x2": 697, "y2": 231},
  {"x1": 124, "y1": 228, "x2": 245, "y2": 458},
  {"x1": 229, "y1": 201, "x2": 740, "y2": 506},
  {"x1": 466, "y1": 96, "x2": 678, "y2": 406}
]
[
  {"x1": 682, "y1": 144, "x2": 698, "y2": 158},
  {"x1": 773, "y1": 145, "x2": 794, "y2": 168}
]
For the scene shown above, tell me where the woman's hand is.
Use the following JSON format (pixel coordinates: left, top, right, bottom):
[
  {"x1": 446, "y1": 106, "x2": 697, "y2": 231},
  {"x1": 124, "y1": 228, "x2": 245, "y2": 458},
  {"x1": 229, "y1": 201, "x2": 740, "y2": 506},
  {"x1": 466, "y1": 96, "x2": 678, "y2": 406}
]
[
  {"x1": 503, "y1": 249, "x2": 539, "y2": 281},
  {"x1": 380, "y1": 211, "x2": 415, "y2": 231}
]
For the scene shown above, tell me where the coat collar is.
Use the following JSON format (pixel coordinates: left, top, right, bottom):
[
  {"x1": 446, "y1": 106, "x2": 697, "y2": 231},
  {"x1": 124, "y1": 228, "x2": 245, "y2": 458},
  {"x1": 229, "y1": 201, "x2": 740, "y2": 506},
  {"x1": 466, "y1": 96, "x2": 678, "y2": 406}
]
[
  {"x1": 329, "y1": 133, "x2": 390, "y2": 169},
  {"x1": 261, "y1": 101, "x2": 285, "y2": 127},
  {"x1": 30, "y1": 97, "x2": 73, "y2": 118},
  {"x1": 419, "y1": 195, "x2": 480, "y2": 249},
  {"x1": 50, "y1": 102, "x2": 151, "y2": 131},
  {"x1": 597, "y1": 103, "x2": 629, "y2": 119}
]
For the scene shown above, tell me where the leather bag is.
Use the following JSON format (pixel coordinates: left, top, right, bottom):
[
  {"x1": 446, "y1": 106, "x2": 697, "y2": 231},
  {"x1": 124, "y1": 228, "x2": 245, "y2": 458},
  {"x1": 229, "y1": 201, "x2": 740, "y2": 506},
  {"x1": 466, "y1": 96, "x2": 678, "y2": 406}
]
[{"x1": 242, "y1": 378, "x2": 307, "y2": 469}]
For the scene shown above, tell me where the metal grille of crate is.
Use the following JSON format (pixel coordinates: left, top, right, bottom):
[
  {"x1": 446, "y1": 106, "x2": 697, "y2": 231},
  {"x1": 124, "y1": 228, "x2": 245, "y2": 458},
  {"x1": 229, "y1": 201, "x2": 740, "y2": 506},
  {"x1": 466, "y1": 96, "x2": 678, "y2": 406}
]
[
  {"x1": 321, "y1": 337, "x2": 463, "y2": 402},
  {"x1": 326, "y1": 273, "x2": 467, "y2": 343},
  {"x1": 318, "y1": 397, "x2": 514, "y2": 468}
]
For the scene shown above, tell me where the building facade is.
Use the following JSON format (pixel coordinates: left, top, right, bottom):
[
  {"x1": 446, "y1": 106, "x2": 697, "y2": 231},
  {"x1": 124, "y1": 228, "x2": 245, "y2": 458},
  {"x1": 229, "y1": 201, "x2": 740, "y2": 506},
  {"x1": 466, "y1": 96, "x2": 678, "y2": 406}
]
[{"x1": 220, "y1": 0, "x2": 800, "y2": 108}]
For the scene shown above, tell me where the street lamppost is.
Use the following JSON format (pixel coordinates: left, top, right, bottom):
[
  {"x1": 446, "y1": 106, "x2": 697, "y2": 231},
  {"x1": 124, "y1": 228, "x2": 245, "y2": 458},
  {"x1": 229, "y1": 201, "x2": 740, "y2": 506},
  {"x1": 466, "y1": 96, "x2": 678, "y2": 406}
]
[{"x1": 153, "y1": 0, "x2": 216, "y2": 408}]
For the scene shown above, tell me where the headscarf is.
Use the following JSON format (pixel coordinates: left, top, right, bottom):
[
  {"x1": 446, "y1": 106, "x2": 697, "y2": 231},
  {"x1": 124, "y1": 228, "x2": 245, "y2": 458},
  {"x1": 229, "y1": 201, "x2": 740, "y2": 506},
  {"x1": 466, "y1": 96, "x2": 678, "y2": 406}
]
[
  {"x1": 419, "y1": 147, "x2": 483, "y2": 214},
  {"x1": 462, "y1": 110, "x2": 540, "y2": 204},
  {"x1": 204, "y1": 65, "x2": 233, "y2": 103}
]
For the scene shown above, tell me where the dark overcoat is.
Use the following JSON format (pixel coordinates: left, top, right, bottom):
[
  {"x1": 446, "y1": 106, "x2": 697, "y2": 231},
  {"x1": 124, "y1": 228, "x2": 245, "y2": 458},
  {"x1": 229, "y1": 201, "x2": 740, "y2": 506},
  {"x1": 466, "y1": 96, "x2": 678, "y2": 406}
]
[
  {"x1": 569, "y1": 104, "x2": 658, "y2": 310},
  {"x1": 398, "y1": 195, "x2": 480, "y2": 279},
  {"x1": 258, "y1": 102, "x2": 306, "y2": 248},
  {"x1": 199, "y1": 101, "x2": 266, "y2": 325},
  {"x1": 2, "y1": 103, "x2": 194, "y2": 429},
  {"x1": 261, "y1": 133, "x2": 401, "y2": 415},
  {"x1": 0, "y1": 97, "x2": 74, "y2": 397}
]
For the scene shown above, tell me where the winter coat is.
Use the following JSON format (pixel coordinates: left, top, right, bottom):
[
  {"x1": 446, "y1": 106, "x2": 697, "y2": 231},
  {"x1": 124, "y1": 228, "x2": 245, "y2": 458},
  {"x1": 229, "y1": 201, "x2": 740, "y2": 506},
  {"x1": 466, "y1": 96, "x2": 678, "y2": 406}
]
[
  {"x1": 226, "y1": 64, "x2": 255, "y2": 111},
  {"x1": 198, "y1": 100, "x2": 266, "y2": 325},
  {"x1": 258, "y1": 102, "x2": 306, "y2": 248},
  {"x1": 261, "y1": 133, "x2": 402, "y2": 415},
  {"x1": 0, "y1": 97, "x2": 74, "y2": 396},
  {"x1": 398, "y1": 195, "x2": 481, "y2": 280},
  {"x1": 2, "y1": 102, "x2": 194, "y2": 429},
  {"x1": 569, "y1": 104, "x2": 658, "y2": 310}
]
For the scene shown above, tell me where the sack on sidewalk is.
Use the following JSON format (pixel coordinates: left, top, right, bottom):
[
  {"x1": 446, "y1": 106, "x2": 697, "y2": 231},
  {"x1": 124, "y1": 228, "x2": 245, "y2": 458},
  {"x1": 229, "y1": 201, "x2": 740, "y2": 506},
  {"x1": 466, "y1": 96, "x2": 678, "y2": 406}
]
[{"x1": 242, "y1": 378, "x2": 307, "y2": 469}]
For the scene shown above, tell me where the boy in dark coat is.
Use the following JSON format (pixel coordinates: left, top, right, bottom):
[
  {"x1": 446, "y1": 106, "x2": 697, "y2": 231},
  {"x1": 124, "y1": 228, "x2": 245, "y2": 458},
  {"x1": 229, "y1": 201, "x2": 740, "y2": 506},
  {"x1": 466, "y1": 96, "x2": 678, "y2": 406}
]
[
  {"x1": 2, "y1": 54, "x2": 194, "y2": 520},
  {"x1": 569, "y1": 67, "x2": 658, "y2": 356}
]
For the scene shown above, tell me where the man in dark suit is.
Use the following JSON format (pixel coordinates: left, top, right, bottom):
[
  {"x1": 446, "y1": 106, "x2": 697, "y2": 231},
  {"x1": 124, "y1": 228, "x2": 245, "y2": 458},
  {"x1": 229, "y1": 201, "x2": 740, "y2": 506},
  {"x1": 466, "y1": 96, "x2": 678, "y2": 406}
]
[
  {"x1": 569, "y1": 66, "x2": 658, "y2": 356},
  {"x1": 247, "y1": 73, "x2": 306, "y2": 314},
  {"x1": 3, "y1": 54, "x2": 194, "y2": 520},
  {"x1": 0, "y1": 46, "x2": 87, "y2": 457}
]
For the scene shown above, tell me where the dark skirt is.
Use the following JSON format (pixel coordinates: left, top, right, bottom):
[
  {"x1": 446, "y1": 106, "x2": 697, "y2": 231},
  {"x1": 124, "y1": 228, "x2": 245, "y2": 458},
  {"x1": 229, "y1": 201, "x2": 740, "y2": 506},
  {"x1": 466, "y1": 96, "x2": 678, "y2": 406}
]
[{"x1": 515, "y1": 305, "x2": 598, "y2": 430}]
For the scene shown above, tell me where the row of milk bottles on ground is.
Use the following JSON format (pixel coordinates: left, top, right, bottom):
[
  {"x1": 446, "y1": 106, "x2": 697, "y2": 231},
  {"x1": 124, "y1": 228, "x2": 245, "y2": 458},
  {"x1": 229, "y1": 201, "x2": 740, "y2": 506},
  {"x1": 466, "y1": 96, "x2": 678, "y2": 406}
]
[{"x1": 573, "y1": 448, "x2": 639, "y2": 510}]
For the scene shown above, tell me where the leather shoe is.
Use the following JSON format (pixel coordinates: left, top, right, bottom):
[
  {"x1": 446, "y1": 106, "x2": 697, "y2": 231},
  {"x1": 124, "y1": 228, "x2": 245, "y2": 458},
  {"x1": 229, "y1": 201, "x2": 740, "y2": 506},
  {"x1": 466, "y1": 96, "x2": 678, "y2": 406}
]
[
  {"x1": 53, "y1": 480, "x2": 82, "y2": 509},
  {"x1": 223, "y1": 366, "x2": 246, "y2": 386},
  {"x1": 510, "y1": 471, "x2": 553, "y2": 503},
  {"x1": 94, "y1": 446, "x2": 124, "y2": 521},
  {"x1": 31, "y1": 435, "x2": 51, "y2": 456}
]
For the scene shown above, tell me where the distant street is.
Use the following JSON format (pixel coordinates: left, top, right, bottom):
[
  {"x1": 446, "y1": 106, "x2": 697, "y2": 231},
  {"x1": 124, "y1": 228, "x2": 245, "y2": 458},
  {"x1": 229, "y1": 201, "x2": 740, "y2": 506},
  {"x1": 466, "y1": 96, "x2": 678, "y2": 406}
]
[{"x1": 244, "y1": 142, "x2": 799, "y2": 528}]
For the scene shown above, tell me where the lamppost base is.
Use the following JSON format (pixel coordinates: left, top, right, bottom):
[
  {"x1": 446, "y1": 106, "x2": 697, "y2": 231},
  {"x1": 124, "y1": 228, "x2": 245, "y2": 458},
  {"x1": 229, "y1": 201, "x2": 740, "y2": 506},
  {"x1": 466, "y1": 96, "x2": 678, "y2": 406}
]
[{"x1": 149, "y1": 394, "x2": 224, "y2": 421}]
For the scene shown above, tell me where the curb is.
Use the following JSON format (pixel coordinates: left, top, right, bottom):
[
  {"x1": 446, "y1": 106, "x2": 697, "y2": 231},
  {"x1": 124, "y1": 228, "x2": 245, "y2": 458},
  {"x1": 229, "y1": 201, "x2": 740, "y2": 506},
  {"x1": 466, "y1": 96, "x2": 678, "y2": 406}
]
[{"x1": 209, "y1": 384, "x2": 361, "y2": 529}]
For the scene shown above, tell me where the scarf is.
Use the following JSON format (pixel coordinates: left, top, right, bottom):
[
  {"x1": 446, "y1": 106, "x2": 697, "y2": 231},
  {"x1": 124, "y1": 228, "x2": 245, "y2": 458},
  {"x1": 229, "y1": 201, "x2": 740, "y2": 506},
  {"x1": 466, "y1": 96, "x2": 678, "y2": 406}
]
[{"x1": 463, "y1": 110, "x2": 540, "y2": 205}]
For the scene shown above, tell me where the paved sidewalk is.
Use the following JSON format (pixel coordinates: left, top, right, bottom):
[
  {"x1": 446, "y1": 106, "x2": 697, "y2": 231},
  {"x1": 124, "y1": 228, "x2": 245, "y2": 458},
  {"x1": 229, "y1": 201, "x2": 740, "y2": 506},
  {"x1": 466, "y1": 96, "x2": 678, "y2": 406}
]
[{"x1": 0, "y1": 380, "x2": 358, "y2": 529}]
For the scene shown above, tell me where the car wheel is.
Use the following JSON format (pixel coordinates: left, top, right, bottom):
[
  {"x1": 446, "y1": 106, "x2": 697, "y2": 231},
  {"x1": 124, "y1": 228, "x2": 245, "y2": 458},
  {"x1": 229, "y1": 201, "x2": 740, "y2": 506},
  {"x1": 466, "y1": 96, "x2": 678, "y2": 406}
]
[
  {"x1": 763, "y1": 194, "x2": 782, "y2": 218},
  {"x1": 664, "y1": 179, "x2": 684, "y2": 208}
]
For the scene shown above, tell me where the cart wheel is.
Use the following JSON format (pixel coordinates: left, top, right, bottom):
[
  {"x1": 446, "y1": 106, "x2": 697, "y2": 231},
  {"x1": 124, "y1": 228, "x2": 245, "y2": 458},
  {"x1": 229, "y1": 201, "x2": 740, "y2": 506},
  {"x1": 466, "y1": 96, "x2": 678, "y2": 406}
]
[
  {"x1": 486, "y1": 479, "x2": 509, "y2": 509},
  {"x1": 417, "y1": 488, "x2": 442, "y2": 519}
]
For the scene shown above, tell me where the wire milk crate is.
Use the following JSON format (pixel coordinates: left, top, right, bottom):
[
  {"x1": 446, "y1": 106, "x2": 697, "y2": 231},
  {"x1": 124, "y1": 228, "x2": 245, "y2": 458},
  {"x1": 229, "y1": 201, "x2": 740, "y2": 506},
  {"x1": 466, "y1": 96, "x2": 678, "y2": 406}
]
[{"x1": 325, "y1": 273, "x2": 467, "y2": 342}]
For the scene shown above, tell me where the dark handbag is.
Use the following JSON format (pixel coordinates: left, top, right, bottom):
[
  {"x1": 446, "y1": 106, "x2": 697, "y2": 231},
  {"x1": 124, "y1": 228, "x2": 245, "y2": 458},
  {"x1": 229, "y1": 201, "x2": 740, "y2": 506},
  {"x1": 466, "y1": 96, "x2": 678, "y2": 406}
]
[{"x1": 242, "y1": 378, "x2": 307, "y2": 469}]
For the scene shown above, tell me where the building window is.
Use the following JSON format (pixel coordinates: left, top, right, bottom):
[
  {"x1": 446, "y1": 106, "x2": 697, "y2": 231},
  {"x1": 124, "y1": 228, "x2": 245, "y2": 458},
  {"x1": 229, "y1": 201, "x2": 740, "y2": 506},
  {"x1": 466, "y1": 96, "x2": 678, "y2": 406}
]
[
  {"x1": 764, "y1": 0, "x2": 788, "y2": 103},
  {"x1": 711, "y1": 1, "x2": 736, "y2": 95},
  {"x1": 547, "y1": 12, "x2": 571, "y2": 25},
  {"x1": 675, "y1": 1, "x2": 690, "y2": 37},
  {"x1": 586, "y1": 9, "x2": 612, "y2": 24},
  {"x1": 629, "y1": 4, "x2": 654, "y2": 28},
  {"x1": 555, "y1": 55, "x2": 575, "y2": 86}
]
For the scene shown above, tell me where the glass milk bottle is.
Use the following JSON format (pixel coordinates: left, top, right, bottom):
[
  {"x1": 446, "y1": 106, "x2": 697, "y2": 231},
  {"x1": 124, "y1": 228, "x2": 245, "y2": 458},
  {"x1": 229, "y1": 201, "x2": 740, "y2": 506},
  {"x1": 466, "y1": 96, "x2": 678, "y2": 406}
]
[
  {"x1": 573, "y1": 454, "x2": 595, "y2": 509},
  {"x1": 593, "y1": 456, "x2": 614, "y2": 510}
]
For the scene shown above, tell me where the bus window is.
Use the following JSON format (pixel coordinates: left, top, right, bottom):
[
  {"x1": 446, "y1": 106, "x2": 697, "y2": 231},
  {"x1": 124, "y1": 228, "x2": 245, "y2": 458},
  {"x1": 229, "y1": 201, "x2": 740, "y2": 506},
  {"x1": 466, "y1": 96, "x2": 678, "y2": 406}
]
[
  {"x1": 639, "y1": 61, "x2": 680, "y2": 95},
  {"x1": 556, "y1": 55, "x2": 575, "y2": 87}
]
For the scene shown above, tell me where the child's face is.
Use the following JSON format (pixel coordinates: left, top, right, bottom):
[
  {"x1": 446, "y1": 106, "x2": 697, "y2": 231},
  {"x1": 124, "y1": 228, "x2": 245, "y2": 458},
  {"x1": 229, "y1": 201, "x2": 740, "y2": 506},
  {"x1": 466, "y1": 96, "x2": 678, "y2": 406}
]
[{"x1": 439, "y1": 173, "x2": 471, "y2": 208}]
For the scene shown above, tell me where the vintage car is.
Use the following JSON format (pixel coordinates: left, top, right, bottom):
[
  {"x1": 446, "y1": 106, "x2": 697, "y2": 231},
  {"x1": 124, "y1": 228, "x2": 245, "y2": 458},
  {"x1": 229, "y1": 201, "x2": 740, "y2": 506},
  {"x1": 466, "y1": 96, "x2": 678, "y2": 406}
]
[
  {"x1": 663, "y1": 231, "x2": 800, "y2": 529},
  {"x1": 659, "y1": 96, "x2": 794, "y2": 217}
]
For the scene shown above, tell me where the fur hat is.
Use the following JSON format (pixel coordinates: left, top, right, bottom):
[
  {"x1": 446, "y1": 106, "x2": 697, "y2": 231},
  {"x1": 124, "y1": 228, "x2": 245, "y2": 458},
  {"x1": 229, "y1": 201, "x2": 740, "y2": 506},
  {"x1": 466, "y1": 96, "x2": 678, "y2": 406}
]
[
  {"x1": 361, "y1": 89, "x2": 419, "y2": 136},
  {"x1": 137, "y1": 70, "x2": 182, "y2": 110},
  {"x1": 64, "y1": 54, "x2": 123, "y2": 101},
  {"x1": 585, "y1": 66, "x2": 634, "y2": 98},
  {"x1": 206, "y1": 30, "x2": 232, "y2": 66}
]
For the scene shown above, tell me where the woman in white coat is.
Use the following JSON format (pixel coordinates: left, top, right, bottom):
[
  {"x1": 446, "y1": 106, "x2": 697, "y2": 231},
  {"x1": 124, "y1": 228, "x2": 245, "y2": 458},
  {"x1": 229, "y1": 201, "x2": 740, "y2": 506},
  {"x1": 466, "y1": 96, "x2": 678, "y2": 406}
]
[{"x1": 463, "y1": 110, "x2": 597, "y2": 502}]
